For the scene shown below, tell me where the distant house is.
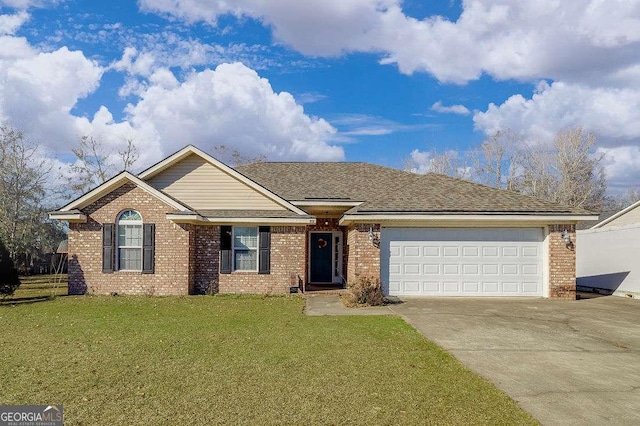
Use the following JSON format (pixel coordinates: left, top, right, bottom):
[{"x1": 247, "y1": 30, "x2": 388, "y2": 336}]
[
  {"x1": 50, "y1": 145, "x2": 594, "y2": 299},
  {"x1": 577, "y1": 200, "x2": 640, "y2": 298}
]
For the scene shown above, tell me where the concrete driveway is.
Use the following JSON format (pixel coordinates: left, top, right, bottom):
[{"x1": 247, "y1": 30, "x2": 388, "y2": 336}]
[{"x1": 389, "y1": 296, "x2": 640, "y2": 426}]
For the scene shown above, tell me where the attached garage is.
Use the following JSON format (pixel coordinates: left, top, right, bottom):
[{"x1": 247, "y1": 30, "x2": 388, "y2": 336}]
[{"x1": 381, "y1": 227, "x2": 544, "y2": 297}]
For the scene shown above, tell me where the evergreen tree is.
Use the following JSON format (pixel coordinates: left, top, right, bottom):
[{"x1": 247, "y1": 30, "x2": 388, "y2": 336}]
[{"x1": 0, "y1": 236, "x2": 20, "y2": 296}]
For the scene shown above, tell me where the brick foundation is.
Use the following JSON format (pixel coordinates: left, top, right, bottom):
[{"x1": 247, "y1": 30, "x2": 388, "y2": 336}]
[
  {"x1": 548, "y1": 224, "x2": 577, "y2": 300},
  {"x1": 346, "y1": 224, "x2": 380, "y2": 284}
]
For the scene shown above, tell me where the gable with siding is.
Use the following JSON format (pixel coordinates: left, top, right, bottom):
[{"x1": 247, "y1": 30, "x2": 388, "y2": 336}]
[
  {"x1": 601, "y1": 204, "x2": 640, "y2": 228},
  {"x1": 146, "y1": 154, "x2": 285, "y2": 211}
]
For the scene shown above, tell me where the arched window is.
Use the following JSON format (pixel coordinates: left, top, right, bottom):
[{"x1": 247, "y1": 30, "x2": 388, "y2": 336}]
[{"x1": 117, "y1": 209, "x2": 143, "y2": 271}]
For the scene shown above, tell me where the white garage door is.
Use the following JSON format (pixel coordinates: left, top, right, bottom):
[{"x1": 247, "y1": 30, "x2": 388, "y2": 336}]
[{"x1": 381, "y1": 228, "x2": 543, "y2": 296}]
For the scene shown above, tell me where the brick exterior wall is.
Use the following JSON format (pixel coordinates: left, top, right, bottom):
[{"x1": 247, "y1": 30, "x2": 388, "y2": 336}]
[
  {"x1": 346, "y1": 224, "x2": 380, "y2": 284},
  {"x1": 218, "y1": 226, "x2": 306, "y2": 294},
  {"x1": 193, "y1": 225, "x2": 221, "y2": 294},
  {"x1": 68, "y1": 183, "x2": 192, "y2": 296},
  {"x1": 548, "y1": 224, "x2": 577, "y2": 300}
]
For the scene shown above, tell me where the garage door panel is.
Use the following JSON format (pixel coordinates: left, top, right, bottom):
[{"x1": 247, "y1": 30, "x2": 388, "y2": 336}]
[
  {"x1": 463, "y1": 282, "x2": 479, "y2": 293},
  {"x1": 502, "y1": 282, "x2": 519, "y2": 293},
  {"x1": 463, "y1": 264, "x2": 479, "y2": 274},
  {"x1": 443, "y1": 282, "x2": 459, "y2": 292},
  {"x1": 404, "y1": 246, "x2": 420, "y2": 257},
  {"x1": 404, "y1": 264, "x2": 420, "y2": 274},
  {"x1": 403, "y1": 281, "x2": 421, "y2": 293},
  {"x1": 483, "y1": 282, "x2": 499, "y2": 292},
  {"x1": 382, "y1": 228, "x2": 543, "y2": 297},
  {"x1": 424, "y1": 281, "x2": 439, "y2": 292},
  {"x1": 423, "y1": 246, "x2": 439, "y2": 257},
  {"x1": 482, "y1": 264, "x2": 499, "y2": 274}
]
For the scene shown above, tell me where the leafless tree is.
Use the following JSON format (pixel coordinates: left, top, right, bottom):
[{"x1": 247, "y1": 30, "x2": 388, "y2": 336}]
[
  {"x1": 404, "y1": 149, "x2": 468, "y2": 178},
  {"x1": 469, "y1": 130, "x2": 519, "y2": 190},
  {"x1": 0, "y1": 125, "x2": 64, "y2": 270},
  {"x1": 513, "y1": 128, "x2": 607, "y2": 211},
  {"x1": 212, "y1": 144, "x2": 266, "y2": 166},
  {"x1": 118, "y1": 138, "x2": 139, "y2": 172},
  {"x1": 68, "y1": 135, "x2": 140, "y2": 195}
]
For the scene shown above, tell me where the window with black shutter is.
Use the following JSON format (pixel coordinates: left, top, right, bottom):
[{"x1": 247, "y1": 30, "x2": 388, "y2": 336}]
[{"x1": 102, "y1": 223, "x2": 115, "y2": 273}]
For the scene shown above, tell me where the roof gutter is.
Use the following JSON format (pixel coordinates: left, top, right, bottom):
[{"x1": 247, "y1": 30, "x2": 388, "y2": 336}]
[{"x1": 339, "y1": 213, "x2": 599, "y2": 226}]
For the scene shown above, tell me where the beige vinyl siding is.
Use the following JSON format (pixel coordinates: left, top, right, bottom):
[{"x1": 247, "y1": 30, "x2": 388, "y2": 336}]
[
  {"x1": 147, "y1": 154, "x2": 285, "y2": 210},
  {"x1": 603, "y1": 205, "x2": 640, "y2": 228}
]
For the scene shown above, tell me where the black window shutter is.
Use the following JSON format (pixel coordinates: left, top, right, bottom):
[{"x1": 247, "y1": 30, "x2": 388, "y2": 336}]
[
  {"x1": 258, "y1": 226, "x2": 270, "y2": 274},
  {"x1": 102, "y1": 223, "x2": 115, "y2": 273},
  {"x1": 220, "y1": 226, "x2": 232, "y2": 274},
  {"x1": 142, "y1": 223, "x2": 155, "y2": 274}
]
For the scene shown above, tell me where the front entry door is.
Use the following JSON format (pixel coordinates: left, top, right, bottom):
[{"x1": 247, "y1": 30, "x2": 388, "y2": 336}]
[{"x1": 310, "y1": 232, "x2": 333, "y2": 283}]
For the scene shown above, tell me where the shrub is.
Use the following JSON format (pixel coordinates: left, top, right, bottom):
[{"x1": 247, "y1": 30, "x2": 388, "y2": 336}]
[
  {"x1": 0, "y1": 237, "x2": 20, "y2": 297},
  {"x1": 343, "y1": 276, "x2": 384, "y2": 307}
]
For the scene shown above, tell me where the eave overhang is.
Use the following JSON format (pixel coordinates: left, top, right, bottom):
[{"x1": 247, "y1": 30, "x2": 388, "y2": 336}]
[{"x1": 339, "y1": 213, "x2": 599, "y2": 226}]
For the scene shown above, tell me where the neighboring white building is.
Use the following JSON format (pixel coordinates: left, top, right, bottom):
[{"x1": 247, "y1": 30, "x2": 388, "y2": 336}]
[{"x1": 577, "y1": 200, "x2": 640, "y2": 298}]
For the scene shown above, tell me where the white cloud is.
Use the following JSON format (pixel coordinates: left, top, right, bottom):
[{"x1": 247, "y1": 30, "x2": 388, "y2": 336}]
[
  {"x1": 137, "y1": 0, "x2": 640, "y2": 84},
  {"x1": 472, "y1": 80, "x2": 640, "y2": 188},
  {"x1": 123, "y1": 62, "x2": 342, "y2": 161},
  {"x1": 431, "y1": 101, "x2": 470, "y2": 115},
  {"x1": 0, "y1": 42, "x2": 104, "y2": 150},
  {"x1": 0, "y1": 10, "x2": 28, "y2": 34},
  {"x1": 0, "y1": 13, "x2": 342, "y2": 182}
]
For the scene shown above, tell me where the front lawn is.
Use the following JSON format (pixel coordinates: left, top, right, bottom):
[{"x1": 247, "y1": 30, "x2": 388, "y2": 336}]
[{"x1": 0, "y1": 296, "x2": 536, "y2": 425}]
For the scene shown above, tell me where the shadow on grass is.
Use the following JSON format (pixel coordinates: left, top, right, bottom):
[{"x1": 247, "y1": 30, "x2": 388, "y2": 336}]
[{"x1": 0, "y1": 294, "x2": 71, "y2": 306}]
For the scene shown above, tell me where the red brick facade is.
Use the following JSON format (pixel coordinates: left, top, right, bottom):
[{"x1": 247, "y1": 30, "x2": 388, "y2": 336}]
[
  {"x1": 218, "y1": 226, "x2": 306, "y2": 294},
  {"x1": 66, "y1": 184, "x2": 577, "y2": 299},
  {"x1": 346, "y1": 224, "x2": 380, "y2": 284},
  {"x1": 548, "y1": 224, "x2": 577, "y2": 300},
  {"x1": 68, "y1": 183, "x2": 192, "y2": 296},
  {"x1": 68, "y1": 183, "x2": 307, "y2": 295}
]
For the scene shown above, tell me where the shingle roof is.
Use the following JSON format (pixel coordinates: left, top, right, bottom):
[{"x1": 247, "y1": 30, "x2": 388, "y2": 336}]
[{"x1": 235, "y1": 162, "x2": 591, "y2": 215}]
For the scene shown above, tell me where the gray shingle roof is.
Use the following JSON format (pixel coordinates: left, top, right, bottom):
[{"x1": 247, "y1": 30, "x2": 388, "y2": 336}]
[{"x1": 235, "y1": 162, "x2": 591, "y2": 215}]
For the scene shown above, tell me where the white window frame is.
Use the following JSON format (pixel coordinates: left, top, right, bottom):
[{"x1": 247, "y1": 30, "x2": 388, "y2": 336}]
[
  {"x1": 117, "y1": 209, "x2": 143, "y2": 272},
  {"x1": 232, "y1": 226, "x2": 259, "y2": 272}
]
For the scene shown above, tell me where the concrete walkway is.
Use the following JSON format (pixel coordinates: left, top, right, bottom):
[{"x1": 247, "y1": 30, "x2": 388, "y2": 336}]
[{"x1": 304, "y1": 294, "x2": 640, "y2": 425}]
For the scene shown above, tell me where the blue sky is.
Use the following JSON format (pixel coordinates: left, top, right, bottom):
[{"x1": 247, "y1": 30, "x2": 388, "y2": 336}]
[{"x1": 1, "y1": 0, "x2": 639, "y2": 191}]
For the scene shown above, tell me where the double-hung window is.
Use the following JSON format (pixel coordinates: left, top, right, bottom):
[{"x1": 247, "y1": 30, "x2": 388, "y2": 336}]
[
  {"x1": 117, "y1": 209, "x2": 143, "y2": 271},
  {"x1": 233, "y1": 227, "x2": 258, "y2": 271}
]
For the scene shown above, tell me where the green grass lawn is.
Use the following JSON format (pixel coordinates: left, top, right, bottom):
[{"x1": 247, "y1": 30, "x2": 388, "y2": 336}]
[
  {"x1": 1, "y1": 275, "x2": 68, "y2": 304},
  {"x1": 0, "y1": 296, "x2": 537, "y2": 425}
]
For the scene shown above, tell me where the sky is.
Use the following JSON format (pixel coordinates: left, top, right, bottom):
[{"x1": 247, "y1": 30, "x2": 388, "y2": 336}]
[{"x1": 1, "y1": 0, "x2": 639, "y2": 193}]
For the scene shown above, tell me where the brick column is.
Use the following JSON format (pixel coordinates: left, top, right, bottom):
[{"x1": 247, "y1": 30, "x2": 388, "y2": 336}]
[
  {"x1": 346, "y1": 224, "x2": 380, "y2": 284},
  {"x1": 548, "y1": 224, "x2": 576, "y2": 299}
]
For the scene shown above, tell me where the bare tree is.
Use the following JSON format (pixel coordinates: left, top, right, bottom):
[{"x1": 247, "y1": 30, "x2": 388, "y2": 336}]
[
  {"x1": 118, "y1": 138, "x2": 139, "y2": 172},
  {"x1": 404, "y1": 149, "x2": 467, "y2": 178},
  {"x1": 212, "y1": 144, "x2": 266, "y2": 166},
  {"x1": 68, "y1": 135, "x2": 140, "y2": 195},
  {"x1": 469, "y1": 130, "x2": 519, "y2": 190},
  {"x1": 0, "y1": 125, "x2": 64, "y2": 270},
  {"x1": 513, "y1": 128, "x2": 607, "y2": 211}
]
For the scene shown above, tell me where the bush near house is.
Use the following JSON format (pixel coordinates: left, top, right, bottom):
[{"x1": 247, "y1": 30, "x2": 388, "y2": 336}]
[{"x1": 343, "y1": 275, "x2": 385, "y2": 307}]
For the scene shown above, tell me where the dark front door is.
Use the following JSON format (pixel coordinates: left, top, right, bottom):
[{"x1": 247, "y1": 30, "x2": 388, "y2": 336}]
[{"x1": 310, "y1": 232, "x2": 333, "y2": 283}]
